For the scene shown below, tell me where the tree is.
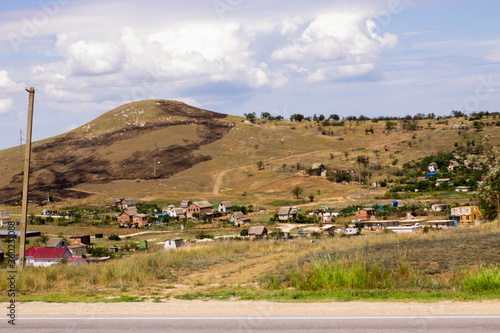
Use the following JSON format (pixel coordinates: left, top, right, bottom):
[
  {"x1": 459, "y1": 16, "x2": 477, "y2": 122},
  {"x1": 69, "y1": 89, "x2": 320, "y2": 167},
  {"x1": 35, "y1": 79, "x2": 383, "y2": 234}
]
[
  {"x1": 244, "y1": 112, "x2": 256, "y2": 123},
  {"x1": 385, "y1": 121, "x2": 396, "y2": 131},
  {"x1": 308, "y1": 194, "x2": 315, "y2": 202},
  {"x1": 291, "y1": 186, "x2": 303, "y2": 199},
  {"x1": 452, "y1": 110, "x2": 467, "y2": 118},
  {"x1": 475, "y1": 136, "x2": 500, "y2": 227},
  {"x1": 257, "y1": 161, "x2": 264, "y2": 170},
  {"x1": 290, "y1": 114, "x2": 304, "y2": 122},
  {"x1": 329, "y1": 114, "x2": 340, "y2": 121},
  {"x1": 261, "y1": 112, "x2": 271, "y2": 120}
]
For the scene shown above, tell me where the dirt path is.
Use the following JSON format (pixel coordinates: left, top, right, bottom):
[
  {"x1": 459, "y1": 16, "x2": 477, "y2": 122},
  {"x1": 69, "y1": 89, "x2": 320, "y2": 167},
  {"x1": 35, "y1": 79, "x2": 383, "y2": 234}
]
[{"x1": 9, "y1": 300, "x2": 500, "y2": 316}]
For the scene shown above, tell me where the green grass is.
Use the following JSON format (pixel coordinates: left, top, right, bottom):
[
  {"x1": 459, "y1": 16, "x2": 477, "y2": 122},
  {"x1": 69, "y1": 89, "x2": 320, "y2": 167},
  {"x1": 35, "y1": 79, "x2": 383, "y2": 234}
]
[{"x1": 462, "y1": 266, "x2": 500, "y2": 292}]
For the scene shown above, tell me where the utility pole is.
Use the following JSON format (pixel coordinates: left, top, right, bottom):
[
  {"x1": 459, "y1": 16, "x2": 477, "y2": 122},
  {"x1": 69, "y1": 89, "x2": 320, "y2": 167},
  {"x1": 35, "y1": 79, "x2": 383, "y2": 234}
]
[
  {"x1": 19, "y1": 129, "x2": 23, "y2": 161},
  {"x1": 19, "y1": 87, "x2": 35, "y2": 269}
]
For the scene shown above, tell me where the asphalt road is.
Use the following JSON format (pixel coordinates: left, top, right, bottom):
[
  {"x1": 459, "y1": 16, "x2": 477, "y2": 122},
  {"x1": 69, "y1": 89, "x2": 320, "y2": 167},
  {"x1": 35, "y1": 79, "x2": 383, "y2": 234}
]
[{"x1": 2, "y1": 315, "x2": 500, "y2": 332}]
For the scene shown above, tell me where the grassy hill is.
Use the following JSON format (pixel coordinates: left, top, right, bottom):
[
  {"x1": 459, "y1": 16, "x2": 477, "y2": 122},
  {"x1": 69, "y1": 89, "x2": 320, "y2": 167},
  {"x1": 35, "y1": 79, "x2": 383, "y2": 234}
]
[{"x1": 0, "y1": 99, "x2": 499, "y2": 210}]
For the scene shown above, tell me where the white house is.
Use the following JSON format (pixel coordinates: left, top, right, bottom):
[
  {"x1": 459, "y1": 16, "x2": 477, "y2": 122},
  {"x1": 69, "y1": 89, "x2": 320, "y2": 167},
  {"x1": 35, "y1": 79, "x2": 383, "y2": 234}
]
[
  {"x1": 218, "y1": 201, "x2": 233, "y2": 215},
  {"x1": 168, "y1": 207, "x2": 186, "y2": 218},
  {"x1": 428, "y1": 162, "x2": 439, "y2": 172},
  {"x1": 16, "y1": 246, "x2": 73, "y2": 267}
]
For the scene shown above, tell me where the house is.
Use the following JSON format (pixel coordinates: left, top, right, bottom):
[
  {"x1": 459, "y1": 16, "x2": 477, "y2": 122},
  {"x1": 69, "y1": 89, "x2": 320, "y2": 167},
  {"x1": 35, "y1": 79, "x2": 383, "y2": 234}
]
[
  {"x1": 455, "y1": 186, "x2": 470, "y2": 192},
  {"x1": 431, "y1": 204, "x2": 449, "y2": 212},
  {"x1": 186, "y1": 201, "x2": 214, "y2": 218},
  {"x1": 117, "y1": 207, "x2": 138, "y2": 224},
  {"x1": 168, "y1": 207, "x2": 186, "y2": 218},
  {"x1": 311, "y1": 163, "x2": 327, "y2": 177},
  {"x1": 15, "y1": 246, "x2": 73, "y2": 267},
  {"x1": 45, "y1": 238, "x2": 68, "y2": 248},
  {"x1": 0, "y1": 211, "x2": 11, "y2": 226},
  {"x1": 248, "y1": 226, "x2": 268, "y2": 239},
  {"x1": 448, "y1": 160, "x2": 460, "y2": 171},
  {"x1": 428, "y1": 162, "x2": 439, "y2": 173},
  {"x1": 450, "y1": 206, "x2": 482, "y2": 224},
  {"x1": 69, "y1": 235, "x2": 91, "y2": 246},
  {"x1": 180, "y1": 200, "x2": 192, "y2": 209},
  {"x1": 68, "y1": 244, "x2": 87, "y2": 257},
  {"x1": 218, "y1": 201, "x2": 233, "y2": 215},
  {"x1": 165, "y1": 238, "x2": 184, "y2": 250},
  {"x1": 278, "y1": 207, "x2": 296, "y2": 221},
  {"x1": 230, "y1": 212, "x2": 251, "y2": 226},
  {"x1": 436, "y1": 178, "x2": 452, "y2": 186},
  {"x1": 355, "y1": 208, "x2": 376, "y2": 221},
  {"x1": 133, "y1": 214, "x2": 149, "y2": 227},
  {"x1": 114, "y1": 198, "x2": 136, "y2": 209},
  {"x1": 362, "y1": 220, "x2": 399, "y2": 229}
]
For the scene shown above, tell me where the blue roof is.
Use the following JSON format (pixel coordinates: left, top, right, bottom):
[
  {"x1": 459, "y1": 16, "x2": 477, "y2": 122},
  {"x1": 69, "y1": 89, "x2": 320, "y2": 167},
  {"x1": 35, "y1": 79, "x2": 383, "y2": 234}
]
[{"x1": 427, "y1": 172, "x2": 438, "y2": 176}]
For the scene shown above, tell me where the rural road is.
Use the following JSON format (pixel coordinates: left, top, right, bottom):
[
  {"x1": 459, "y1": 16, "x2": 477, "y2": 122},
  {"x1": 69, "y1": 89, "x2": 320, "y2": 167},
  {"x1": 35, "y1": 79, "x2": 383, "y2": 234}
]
[{"x1": 3, "y1": 315, "x2": 500, "y2": 332}]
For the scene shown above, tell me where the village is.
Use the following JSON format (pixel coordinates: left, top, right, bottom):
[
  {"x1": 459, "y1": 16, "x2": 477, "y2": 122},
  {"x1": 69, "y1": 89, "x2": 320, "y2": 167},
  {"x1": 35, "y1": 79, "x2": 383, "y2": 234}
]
[{"x1": 0, "y1": 188, "x2": 484, "y2": 267}]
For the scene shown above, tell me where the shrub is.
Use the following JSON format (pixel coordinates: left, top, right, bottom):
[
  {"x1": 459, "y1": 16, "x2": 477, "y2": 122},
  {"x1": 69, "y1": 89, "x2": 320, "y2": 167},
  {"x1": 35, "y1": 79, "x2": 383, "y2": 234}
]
[
  {"x1": 108, "y1": 234, "x2": 121, "y2": 241},
  {"x1": 195, "y1": 233, "x2": 214, "y2": 240}
]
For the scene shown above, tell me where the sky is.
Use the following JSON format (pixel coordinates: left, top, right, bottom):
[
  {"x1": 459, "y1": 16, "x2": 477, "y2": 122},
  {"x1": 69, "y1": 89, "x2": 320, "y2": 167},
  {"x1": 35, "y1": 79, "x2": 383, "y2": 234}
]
[{"x1": 1, "y1": 0, "x2": 500, "y2": 150}]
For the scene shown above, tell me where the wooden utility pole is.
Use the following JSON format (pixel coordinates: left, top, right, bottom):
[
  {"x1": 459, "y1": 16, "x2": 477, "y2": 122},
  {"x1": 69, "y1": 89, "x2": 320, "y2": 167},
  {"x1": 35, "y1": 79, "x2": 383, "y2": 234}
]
[
  {"x1": 19, "y1": 129, "x2": 23, "y2": 161},
  {"x1": 498, "y1": 194, "x2": 500, "y2": 229},
  {"x1": 19, "y1": 87, "x2": 35, "y2": 269}
]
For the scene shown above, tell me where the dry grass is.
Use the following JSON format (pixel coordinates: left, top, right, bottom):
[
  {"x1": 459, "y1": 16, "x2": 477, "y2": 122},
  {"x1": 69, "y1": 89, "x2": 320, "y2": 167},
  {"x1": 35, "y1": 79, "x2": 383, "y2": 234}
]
[{"x1": 2, "y1": 226, "x2": 498, "y2": 302}]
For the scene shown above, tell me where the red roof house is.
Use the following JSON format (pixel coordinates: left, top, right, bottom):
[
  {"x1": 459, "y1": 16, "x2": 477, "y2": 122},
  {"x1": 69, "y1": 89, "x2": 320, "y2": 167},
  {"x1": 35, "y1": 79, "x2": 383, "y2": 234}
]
[{"x1": 16, "y1": 246, "x2": 73, "y2": 267}]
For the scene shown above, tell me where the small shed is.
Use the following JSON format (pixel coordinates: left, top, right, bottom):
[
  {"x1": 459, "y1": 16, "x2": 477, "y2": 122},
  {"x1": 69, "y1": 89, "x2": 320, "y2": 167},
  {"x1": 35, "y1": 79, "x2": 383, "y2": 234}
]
[
  {"x1": 70, "y1": 235, "x2": 91, "y2": 246},
  {"x1": 165, "y1": 238, "x2": 184, "y2": 250},
  {"x1": 248, "y1": 226, "x2": 268, "y2": 239}
]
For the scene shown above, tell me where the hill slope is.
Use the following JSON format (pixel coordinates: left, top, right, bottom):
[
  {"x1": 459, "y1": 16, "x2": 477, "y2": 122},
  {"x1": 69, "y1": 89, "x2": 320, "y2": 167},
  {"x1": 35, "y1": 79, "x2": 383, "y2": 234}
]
[{"x1": 0, "y1": 100, "x2": 233, "y2": 204}]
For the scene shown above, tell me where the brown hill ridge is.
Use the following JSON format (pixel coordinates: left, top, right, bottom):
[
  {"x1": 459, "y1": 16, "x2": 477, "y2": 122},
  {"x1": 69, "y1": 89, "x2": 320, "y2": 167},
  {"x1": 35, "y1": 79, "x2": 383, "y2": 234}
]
[{"x1": 0, "y1": 100, "x2": 234, "y2": 204}]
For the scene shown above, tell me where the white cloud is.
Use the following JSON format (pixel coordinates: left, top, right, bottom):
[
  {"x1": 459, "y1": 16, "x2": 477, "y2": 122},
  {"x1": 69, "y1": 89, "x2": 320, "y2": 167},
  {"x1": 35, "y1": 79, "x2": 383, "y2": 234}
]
[
  {"x1": 0, "y1": 70, "x2": 15, "y2": 87},
  {"x1": 65, "y1": 40, "x2": 125, "y2": 76},
  {"x1": 0, "y1": 98, "x2": 14, "y2": 115},
  {"x1": 271, "y1": 10, "x2": 398, "y2": 80}
]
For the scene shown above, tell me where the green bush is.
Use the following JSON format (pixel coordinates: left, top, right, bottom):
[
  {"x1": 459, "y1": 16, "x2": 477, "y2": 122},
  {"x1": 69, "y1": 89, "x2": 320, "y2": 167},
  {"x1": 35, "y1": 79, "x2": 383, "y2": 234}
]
[{"x1": 108, "y1": 234, "x2": 121, "y2": 241}]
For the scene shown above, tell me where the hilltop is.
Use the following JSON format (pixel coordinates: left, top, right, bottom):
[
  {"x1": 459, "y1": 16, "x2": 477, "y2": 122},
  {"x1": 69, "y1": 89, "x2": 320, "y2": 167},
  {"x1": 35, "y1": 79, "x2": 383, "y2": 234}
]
[{"x1": 0, "y1": 100, "x2": 499, "y2": 209}]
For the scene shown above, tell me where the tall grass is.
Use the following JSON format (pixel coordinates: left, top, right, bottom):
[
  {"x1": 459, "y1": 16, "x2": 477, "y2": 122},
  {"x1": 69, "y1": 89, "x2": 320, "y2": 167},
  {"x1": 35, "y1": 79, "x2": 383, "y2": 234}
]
[
  {"x1": 0, "y1": 240, "x2": 288, "y2": 296},
  {"x1": 462, "y1": 266, "x2": 500, "y2": 292},
  {"x1": 262, "y1": 253, "x2": 416, "y2": 291}
]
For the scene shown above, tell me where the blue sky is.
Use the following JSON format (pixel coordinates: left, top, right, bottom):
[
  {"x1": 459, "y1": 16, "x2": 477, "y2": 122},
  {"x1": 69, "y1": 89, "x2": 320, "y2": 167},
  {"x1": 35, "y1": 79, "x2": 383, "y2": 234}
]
[{"x1": 0, "y1": 0, "x2": 499, "y2": 150}]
